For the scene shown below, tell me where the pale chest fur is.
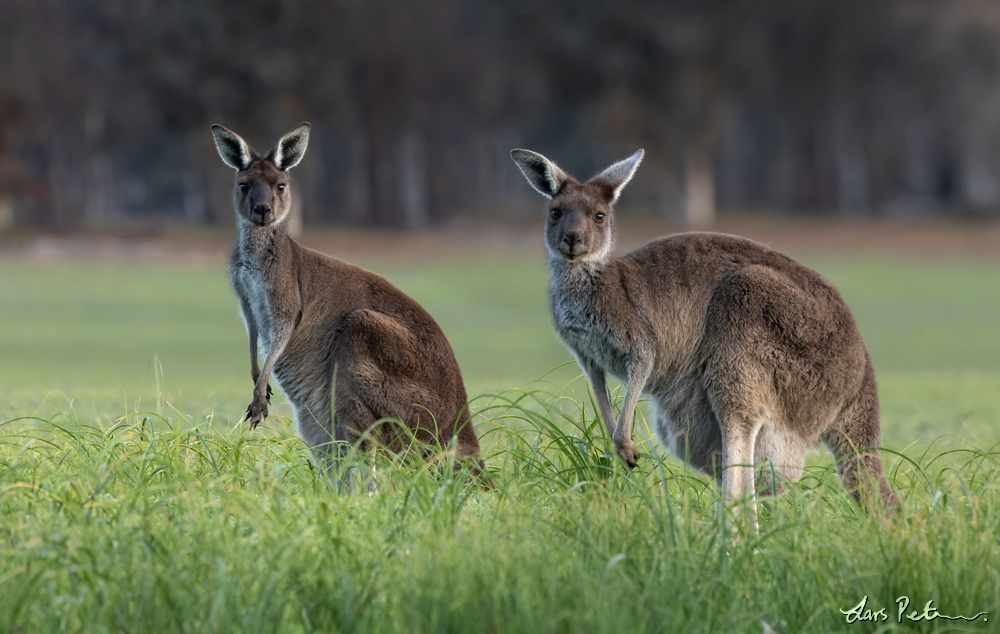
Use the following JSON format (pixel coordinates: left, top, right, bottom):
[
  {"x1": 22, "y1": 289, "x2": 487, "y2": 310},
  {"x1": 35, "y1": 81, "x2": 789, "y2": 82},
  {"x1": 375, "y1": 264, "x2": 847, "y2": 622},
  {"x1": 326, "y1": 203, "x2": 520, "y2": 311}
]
[
  {"x1": 230, "y1": 234, "x2": 281, "y2": 353},
  {"x1": 548, "y1": 264, "x2": 631, "y2": 381},
  {"x1": 236, "y1": 267, "x2": 275, "y2": 346}
]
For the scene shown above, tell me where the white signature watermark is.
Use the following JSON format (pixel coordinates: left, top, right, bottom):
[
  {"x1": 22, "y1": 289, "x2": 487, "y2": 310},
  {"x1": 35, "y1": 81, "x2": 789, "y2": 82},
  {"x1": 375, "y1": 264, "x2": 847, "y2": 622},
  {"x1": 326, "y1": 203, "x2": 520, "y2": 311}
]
[{"x1": 841, "y1": 595, "x2": 988, "y2": 624}]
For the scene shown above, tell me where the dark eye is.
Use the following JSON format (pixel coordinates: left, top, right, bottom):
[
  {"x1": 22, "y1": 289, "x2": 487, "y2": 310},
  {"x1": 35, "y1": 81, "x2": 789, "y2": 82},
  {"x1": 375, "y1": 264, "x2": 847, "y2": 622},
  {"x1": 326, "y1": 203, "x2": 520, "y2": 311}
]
[
  {"x1": 277, "y1": 184, "x2": 286, "y2": 193},
  {"x1": 550, "y1": 209, "x2": 562, "y2": 219},
  {"x1": 239, "y1": 183, "x2": 249, "y2": 191},
  {"x1": 594, "y1": 212, "x2": 605, "y2": 223}
]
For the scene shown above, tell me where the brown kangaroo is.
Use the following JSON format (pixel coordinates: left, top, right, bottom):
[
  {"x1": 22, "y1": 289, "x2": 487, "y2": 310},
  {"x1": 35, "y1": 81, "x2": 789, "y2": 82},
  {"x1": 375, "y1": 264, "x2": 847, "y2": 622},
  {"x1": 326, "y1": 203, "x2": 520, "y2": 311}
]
[
  {"x1": 511, "y1": 147, "x2": 896, "y2": 522},
  {"x1": 212, "y1": 123, "x2": 487, "y2": 487}
]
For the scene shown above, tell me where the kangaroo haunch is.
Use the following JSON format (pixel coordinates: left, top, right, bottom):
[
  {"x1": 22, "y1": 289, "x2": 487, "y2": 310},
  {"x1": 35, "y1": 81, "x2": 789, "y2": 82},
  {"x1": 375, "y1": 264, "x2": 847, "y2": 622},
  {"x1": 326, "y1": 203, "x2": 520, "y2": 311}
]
[
  {"x1": 511, "y1": 147, "x2": 896, "y2": 523},
  {"x1": 212, "y1": 123, "x2": 487, "y2": 486}
]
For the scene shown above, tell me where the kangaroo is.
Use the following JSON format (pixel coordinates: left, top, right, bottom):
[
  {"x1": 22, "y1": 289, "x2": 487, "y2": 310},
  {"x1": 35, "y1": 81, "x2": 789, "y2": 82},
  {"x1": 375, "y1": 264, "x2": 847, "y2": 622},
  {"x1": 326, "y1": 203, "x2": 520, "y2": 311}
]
[
  {"x1": 212, "y1": 123, "x2": 488, "y2": 486},
  {"x1": 511, "y1": 147, "x2": 896, "y2": 522}
]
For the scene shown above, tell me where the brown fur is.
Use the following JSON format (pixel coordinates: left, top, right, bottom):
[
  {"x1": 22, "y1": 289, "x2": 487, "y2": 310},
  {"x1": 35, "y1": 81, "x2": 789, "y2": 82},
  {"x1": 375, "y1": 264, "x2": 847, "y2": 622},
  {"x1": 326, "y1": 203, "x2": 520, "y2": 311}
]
[
  {"x1": 213, "y1": 123, "x2": 487, "y2": 487},
  {"x1": 511, "y1": 148, "x2": 896, "y2": 521}
]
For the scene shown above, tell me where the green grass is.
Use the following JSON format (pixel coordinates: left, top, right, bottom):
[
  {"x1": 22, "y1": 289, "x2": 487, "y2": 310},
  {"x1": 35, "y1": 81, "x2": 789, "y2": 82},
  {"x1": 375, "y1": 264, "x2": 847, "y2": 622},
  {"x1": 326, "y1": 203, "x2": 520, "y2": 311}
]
[
  {"x1": 2, "y1": 250, "x2": 1000, "y2": 632},
  {"x1": 0, "y1": 256, "x2": 572, "y2": 421}
]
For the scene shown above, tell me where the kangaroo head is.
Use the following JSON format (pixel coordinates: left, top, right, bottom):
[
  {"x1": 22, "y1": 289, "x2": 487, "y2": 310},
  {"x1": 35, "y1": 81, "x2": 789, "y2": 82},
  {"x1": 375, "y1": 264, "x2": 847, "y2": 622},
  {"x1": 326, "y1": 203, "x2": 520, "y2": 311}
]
[
  {"x1": 212, "y1": 123, "x2": 311, "y2": 228},
  {"x1": 511, "y1": 148, "x2": 643, "y2": 264}
]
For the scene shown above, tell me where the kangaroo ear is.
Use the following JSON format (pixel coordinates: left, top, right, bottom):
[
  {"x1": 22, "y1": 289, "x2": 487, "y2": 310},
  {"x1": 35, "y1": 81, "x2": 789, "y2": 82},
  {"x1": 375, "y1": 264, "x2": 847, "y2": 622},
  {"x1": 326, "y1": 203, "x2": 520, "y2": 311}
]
[
  {"x1": 510, "y1": 149, "x2": 569, "y2": 199},
  {"x1": 270, "y1": 123, "x2": 311, "y2": 171},
  {"x1": 212, "y1": 125, "x2": 253, "y2": 171},
  {"x1": 592, "y1": 149, "x2": 644, "y2": 204}
]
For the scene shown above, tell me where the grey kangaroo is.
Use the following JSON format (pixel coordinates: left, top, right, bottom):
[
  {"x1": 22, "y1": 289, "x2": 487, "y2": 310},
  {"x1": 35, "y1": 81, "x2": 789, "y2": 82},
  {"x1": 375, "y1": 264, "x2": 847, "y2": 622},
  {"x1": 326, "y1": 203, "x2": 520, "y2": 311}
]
[
  {"x1": 212, "y1": 123, "x2": 487, "y2": 485},
  {"x1": 511, "y1": 147, "x2": 896, "y2": 521}
]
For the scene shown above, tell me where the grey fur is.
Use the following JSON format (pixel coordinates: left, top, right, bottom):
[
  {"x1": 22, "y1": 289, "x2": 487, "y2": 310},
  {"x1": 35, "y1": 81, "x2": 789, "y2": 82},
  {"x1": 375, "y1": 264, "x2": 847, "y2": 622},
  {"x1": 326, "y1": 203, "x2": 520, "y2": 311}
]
[
  {"x1": 212, "y1": 123, "x2": 488, "y2": 487},
  {"x1": 511, "y1": 148, "x2": 896, "y2": 521}
]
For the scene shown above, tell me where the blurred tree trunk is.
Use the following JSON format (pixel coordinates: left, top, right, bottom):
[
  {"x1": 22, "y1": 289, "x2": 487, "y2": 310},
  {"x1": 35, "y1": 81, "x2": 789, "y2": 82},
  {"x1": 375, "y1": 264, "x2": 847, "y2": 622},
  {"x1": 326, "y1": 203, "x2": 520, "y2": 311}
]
[
  {"x1": 85, "y1": 155, "x2": 116, "y2": 225},
  {"x1": 345, "y1": 129, "x2": 373, "y2": 224},
  {"x1": 183, "y1": 169, "x2": 206, "y2": 224},
  {"x1": 46, "y1": 133, "x2": 85, "y2": 230},
  {"x1": 830, "y1": 104, "x2": 870, "y2": 213},
  {"x1": 683, "y1": 109, "x2": 717, "y2": 227},
  {"x1": 287, "y1": 191, "x2": 303, "y2": 238},
  {"x1": 684, "y1": 150, "x2": 715, "y2": 227},
  {"x1": 370, "y1": 131, "x2": 399, "y2": 226},
  {"x1": 396, "y1": 128, "x2": 429, "y2": 228}
]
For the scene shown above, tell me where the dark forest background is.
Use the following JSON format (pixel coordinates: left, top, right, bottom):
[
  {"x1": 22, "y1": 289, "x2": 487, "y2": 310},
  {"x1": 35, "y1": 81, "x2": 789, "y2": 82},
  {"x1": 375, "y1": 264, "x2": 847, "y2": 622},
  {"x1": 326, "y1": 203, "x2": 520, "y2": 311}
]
[{"x1": 3, "y1": 0, "x2": 1000, "y2": 230}]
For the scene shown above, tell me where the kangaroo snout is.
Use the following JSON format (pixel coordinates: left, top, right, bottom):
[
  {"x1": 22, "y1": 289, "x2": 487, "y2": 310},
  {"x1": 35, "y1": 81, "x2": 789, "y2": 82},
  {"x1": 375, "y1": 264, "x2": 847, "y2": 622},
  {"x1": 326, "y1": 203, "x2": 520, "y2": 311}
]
[
  {"x1": 561, "y1": 231, "x2": 584, "y2": 256},
  {"x1": 251, "y1": 203, "x2": 274, "y2": 226},
  {"x1": 556, "y1": 211, "x2": 591, "y2": 259}
]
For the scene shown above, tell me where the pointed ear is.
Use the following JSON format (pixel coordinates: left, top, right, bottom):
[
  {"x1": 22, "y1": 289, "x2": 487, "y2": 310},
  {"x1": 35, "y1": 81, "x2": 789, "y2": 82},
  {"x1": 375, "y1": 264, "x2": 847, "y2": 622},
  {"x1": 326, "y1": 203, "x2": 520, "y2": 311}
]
[
  {"x1": 591, "y1": 149, "x2": 644, "y2": 204},
  {"x1": 510, "y1": 149, "x2": 569, "y2": 199},
  {"x1": 212, "y1": 124, "x2": 253, "y2": 171},
  {"x1": 270, "y1": 123, "x2": 311, "y2": 171}
]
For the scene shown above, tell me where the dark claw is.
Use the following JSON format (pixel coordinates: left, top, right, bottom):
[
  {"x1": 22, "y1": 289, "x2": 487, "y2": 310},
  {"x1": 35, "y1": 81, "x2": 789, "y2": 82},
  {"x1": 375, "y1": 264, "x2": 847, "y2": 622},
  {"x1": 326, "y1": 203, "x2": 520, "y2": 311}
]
[
  {"x1": 244, "y1": 403, "x2": 264, "y2": 431},
  {"x1": 617, "y1": 446, "x2": 640, "y2": 470},
  {"x1": 266, "y1": 383, "x2": 273, "y2": 403}
]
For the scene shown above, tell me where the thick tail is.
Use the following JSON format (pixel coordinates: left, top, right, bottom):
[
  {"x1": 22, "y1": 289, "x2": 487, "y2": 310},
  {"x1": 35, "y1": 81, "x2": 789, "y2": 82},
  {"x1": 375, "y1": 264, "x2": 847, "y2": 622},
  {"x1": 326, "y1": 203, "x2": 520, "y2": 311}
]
[{"x1": 821, "y1": 354, "x2": 897, "y2": 510}]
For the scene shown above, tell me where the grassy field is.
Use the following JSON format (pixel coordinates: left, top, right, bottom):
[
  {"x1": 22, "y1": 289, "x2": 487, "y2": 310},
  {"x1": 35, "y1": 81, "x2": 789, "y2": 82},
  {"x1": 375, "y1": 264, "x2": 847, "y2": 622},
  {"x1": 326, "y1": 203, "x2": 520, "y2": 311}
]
[{"x1": 2, "y1": 235, "x2": 1000, "y2": 632}]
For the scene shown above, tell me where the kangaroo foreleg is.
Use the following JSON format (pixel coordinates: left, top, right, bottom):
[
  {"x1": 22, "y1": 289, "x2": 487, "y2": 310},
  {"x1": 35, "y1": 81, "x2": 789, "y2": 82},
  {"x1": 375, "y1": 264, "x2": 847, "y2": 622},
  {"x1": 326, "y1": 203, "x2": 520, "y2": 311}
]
[
  {"x1": 245, "y1": 325, "x2": 274, "y2": 404},
  {"x1": 611, "y1": 355, "x2": 654, "y2": 469},
  {"x1": 582, "y1": 357, "x2": 618, "y2": 440},
  {"x1": 246, "y1": 321, "x2": 294, "y2": 429}
]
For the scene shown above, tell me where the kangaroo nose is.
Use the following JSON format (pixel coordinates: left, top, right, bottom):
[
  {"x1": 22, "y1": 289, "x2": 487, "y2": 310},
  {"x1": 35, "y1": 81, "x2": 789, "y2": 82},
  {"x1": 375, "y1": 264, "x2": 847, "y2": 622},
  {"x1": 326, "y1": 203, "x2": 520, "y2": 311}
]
[
  {"x1": 563, "y1": 233, "x2": 582, "y2": 249},
  {"x1": 251, "y1": 204, "x2": 273, "y2": 225}
]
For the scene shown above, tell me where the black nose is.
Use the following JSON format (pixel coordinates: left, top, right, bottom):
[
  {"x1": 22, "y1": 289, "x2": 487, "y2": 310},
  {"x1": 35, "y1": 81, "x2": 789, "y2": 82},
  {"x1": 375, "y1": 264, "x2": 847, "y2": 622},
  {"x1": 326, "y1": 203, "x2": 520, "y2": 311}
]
[
  {"x1": 562, "y1": 233, "x2": 582, "y2": 249},
  {"x1": 251, "y1": 204, "x2": 274, "y2": 225}
]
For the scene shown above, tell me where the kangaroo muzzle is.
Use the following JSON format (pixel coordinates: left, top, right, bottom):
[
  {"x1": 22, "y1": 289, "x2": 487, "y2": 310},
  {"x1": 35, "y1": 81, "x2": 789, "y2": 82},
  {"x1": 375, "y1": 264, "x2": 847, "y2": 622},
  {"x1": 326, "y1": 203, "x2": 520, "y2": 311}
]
[
  {"x1": 560, "y1": 231, "x2": 584, "y2": 257},
  {"x1": 251, "y1": 203, "x2": 274, "y2": 226}
]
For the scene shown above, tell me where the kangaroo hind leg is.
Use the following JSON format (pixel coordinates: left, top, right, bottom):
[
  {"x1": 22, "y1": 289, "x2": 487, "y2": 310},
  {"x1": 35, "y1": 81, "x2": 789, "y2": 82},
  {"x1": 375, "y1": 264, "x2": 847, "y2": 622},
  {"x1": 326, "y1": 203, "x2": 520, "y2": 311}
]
[
  {"x1": 333, "y1": 309, "x2": 445, "y2": 450},
  {"x1": 753, "y1": 425, "x2": 808, "y2": 497},
  {"x1": 821, "y1": 356, "x2": 896, "y2": 510}
]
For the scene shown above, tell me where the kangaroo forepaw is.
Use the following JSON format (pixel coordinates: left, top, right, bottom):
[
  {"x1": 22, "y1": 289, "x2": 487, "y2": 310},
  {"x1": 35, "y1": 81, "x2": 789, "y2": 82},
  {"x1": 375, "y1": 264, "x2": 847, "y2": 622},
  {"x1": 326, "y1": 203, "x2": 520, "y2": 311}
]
[
  {"x1": 245, "y1": 398, "x2": 268, "y2": 430},
  {"x1": 616, "y1": 442, "x2": 640, "y2": 469}
]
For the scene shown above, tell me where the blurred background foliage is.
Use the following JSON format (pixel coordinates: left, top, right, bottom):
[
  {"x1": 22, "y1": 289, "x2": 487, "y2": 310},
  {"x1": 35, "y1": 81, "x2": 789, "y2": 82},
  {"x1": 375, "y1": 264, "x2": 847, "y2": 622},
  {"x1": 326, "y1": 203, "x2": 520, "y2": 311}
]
[{"x1": 4, "y1": 0, "x2": 1000, "y2": 231}]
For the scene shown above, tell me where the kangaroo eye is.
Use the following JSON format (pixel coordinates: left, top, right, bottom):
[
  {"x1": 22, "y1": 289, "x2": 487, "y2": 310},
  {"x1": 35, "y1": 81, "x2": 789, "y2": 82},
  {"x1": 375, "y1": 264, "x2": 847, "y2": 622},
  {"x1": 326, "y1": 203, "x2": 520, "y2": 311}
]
[
  {"x1": 277, "y1": 184, "x2": 286, "y2": 192},
  {"x1": 550, "y1": 209, "x2": 562, "y2": 219},
  {"x1": 594, "y1": 212, "x2": 605, "y2": 223},
  {"x1": 239, "y1": 183, "x2": 249, "y2": 191}
]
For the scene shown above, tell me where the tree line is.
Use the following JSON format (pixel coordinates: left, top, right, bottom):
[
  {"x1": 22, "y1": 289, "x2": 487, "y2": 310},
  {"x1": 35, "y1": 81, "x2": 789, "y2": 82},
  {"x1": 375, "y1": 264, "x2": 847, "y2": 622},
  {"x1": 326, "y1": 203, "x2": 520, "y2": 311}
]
[{"x1": 2, "y1": 0, "x2": 1000, "y2": 230}]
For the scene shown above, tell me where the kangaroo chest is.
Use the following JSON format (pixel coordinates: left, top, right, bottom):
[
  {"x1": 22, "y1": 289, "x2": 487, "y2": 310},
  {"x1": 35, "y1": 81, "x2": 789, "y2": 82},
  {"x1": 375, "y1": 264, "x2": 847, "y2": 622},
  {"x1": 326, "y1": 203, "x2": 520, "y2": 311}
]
[
  {"x1": 550, "y1": 283, "x2": 631, "y2": 381},
  {"x1": 237, "y1": 267, "x2": 273, "y2": 351},
  {"x1": 232, "y1": 258, "x2": 278, "y2": 352}
]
